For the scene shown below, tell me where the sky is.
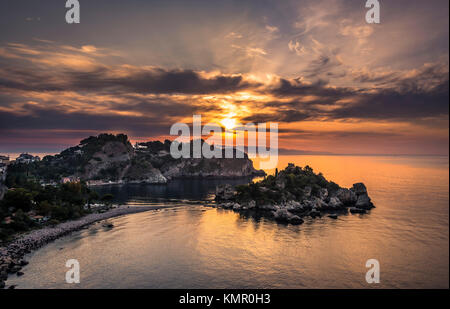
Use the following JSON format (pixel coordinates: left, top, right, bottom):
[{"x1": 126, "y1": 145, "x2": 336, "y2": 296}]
[{"x1": 0, "y1": 0, "x2": 448, "y2": 155}]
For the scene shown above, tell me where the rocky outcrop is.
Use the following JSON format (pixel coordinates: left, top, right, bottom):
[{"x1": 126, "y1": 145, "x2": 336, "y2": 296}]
[
  {"x1": 352, "y1": 183, "x2": 374, "y2": 209},
  {"x1": 336, "y1": 188, "x2": 357, "y2": 205},
  {"x1": 161, "y1": 157, "x2": 265, "y2": 179},
  {"x1": 215, "y1": 184, "x2": 236, "y2": 201},
  {"x1": 272, "y1": 208, "x2": 304, "y2": 225},
  {"x1": 215, "y1": 163, "x2": 375, "y2": 225},
  {"x1": 25, "y1": 134, "x2": 265, "y2": 186}
]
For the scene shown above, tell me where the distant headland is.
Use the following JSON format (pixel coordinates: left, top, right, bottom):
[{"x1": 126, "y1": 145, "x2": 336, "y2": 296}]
[{"x1": 1, "y1": 133, "x2": 265, "y2": 189}]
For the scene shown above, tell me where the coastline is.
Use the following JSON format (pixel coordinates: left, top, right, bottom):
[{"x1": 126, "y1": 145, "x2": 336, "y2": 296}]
[
  {"x1": 86, "y1": 174, "x2": 265, "y2": 187},
  {"x1": 0, "y1": 205, "x2": 164, "y2": 288}
]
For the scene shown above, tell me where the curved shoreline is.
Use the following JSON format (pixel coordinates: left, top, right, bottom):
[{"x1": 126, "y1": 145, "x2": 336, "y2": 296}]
[{"x1": 0, "y1": 205, "x2": 164, "y2": 288}]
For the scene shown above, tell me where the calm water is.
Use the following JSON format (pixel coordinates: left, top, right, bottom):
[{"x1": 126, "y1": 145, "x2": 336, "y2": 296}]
[{"x1": 7, "y1": 155, "x2": 449, "y2": 288}]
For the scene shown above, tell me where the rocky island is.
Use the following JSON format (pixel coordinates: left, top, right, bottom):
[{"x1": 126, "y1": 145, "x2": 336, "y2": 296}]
[{"x1": 215, "y1": 163, "x2": 374, "y2": 225}]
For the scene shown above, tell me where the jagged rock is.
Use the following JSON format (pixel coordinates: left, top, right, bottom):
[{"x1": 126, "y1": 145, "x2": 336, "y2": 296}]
[
  {"x1": 232, "y1": 203, "x2": 241, "y2": 210},
  {"x1": 16, "y1": 271, "x2": 24, "y2": 276},
  {"x1": 302, "y1": 199, "x2": 314, "y2": 210},
  {"x1": 319, "y1": 188, "x2": 328, "y2": 200},
  {"x1": 219, "y1": 202, "x2": 234, "y2": 209},
  {"x1": 349, "y1": 207, "x2": 366, "y2": 214},
  {"x1": 312, "y1": 197, "x2": 328, "y2": 209},
  {"x1": 258, "y1": 204, "x2": 279, "y2": 211},
  {"x1": 215, "y1": 184, "x2": 235, "y2": 201},
  {"x1": 328, "y1": 214, "x2": 338, "y2": 219},
  {"x1": 352, "y1": 183, "x2": 367, "y2": 195},
  {"x1": 309, "y1": 208, "x2": 321, "y2": 218},
  {"x1": 355, "y1": 194, "x2": 374, "y2": 209},
  {"x1": 285, "y1": 200, "x2": 304, "y2": 213},
  {"x1": 272, "y1": 209, "x2": 303, "y2": 224},
  {"x1": 272, "y1": 208, "x2": 290, "y2": 222},
  {"x1": 138, "y1": 173, "x2": 168, "y2": 184},
  {"x1": 247, "y1": 200, "x2": 256, "y2": 209},
  {"x1": 19, "y1": 260, "x2": 28, "y2": 266},
  {"x1": 272, "y1": 208, "x2": 293, "y2": 221},
  {"x1": 289, "y1": 215, "x2": 304, "y2": 225},
  {"x1": 336, "y1": 188, "x2": 357, "y2": 205},
  {"x1": 328, "y1": 197, "x2": 343, "y2": 209}
]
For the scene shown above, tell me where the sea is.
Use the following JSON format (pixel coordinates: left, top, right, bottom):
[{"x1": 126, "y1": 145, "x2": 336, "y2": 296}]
[{"x1": 6, "y1": 155, "x2": 449, "y2": 288}]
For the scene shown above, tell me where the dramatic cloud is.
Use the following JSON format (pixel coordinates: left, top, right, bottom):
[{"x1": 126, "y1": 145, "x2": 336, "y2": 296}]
[
  {"x1": 0, "y1": 50, "x2": 259, "y2": 95},
  {"x1": 0, "y1": 0, "x2": 448, "y2": 154}
]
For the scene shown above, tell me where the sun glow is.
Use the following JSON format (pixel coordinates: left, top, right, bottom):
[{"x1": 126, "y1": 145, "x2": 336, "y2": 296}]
[{"x1": 221, "y1": 117, "x2": 236, "y2": 130}]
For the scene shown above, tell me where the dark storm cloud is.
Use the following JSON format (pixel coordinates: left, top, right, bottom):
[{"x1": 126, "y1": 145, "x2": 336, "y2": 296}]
[
  {"x1": 0, "y1": 104, "x2": 171, "y2": 137},
  {"x1": 255, "y1": 80, "x2": 449, "y2": 123},
  {"x1": 329, "y1": 80, "x2": 449, "y2": 121},
  {"x1": 0, "y1": 64, "x2": 260, "y2": 95},
  {"x1": 352, "y1": 61, "x2": 449, "y2": 89},
  {"x1": 67, "y1": 67, "x2": 260, "y2": 94},
  {"x1": 254, "y1": 63, "x2": 449, "y2": 123},
  {"x1": 105, "y1": 96, "x2": 203, "y2": 117},
  {"x1": 265, "y1": 78, "x2": 354, "y2": 99},
  {"x1": 242, "y1": 110, "x2": 313, "y2": 123},
  {"x1": 1, "y1": 57, "x2": 447, "y2": 127}
]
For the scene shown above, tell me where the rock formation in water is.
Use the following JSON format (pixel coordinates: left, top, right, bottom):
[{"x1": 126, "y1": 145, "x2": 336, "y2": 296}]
[
  {"x1": 7, "y1": 134, "x2": 265, "y2": 186},
  {"x1": 215, "y1": 163, "x2": 374, "y2": 225}
]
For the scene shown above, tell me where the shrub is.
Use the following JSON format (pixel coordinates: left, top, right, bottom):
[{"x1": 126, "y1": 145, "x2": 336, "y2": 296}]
[{"x1": 1, "y1": 188, "x2": 33, "y2": 212}]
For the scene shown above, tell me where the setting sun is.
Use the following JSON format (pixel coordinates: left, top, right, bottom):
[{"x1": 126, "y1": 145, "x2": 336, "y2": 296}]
[{"x1": 221, "y1": 118, "x2": 237, "y2": 130}]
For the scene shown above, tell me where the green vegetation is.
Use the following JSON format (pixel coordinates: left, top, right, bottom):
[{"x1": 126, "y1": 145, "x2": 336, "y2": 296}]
[
  {"x1": 5, "y1": 133, "x2": 133, "y2": 183},
  {"x1": 0, "y1": 179, "x2": 105, "y2": 243},
  {"x1": 234, "y1": 164, "x2": 340, "y2": 206},
  {"x1": 94, "y1": 161, "x2": 128, "y2": 181}
]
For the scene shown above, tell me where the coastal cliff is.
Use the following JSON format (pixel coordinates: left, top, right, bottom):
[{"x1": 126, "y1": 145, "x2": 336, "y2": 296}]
[{"x1": 6, "y1": 134, "x2": 265, "y2": 186}]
